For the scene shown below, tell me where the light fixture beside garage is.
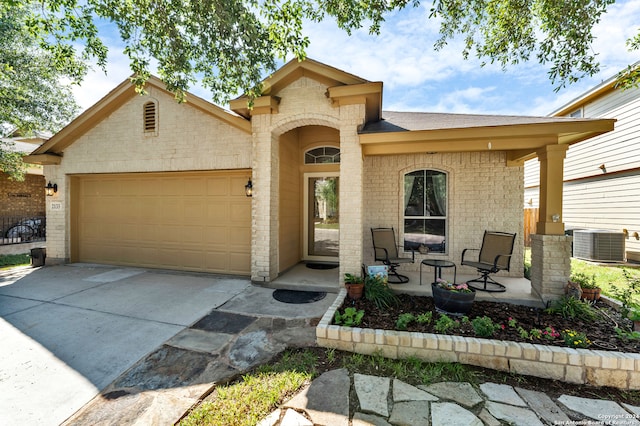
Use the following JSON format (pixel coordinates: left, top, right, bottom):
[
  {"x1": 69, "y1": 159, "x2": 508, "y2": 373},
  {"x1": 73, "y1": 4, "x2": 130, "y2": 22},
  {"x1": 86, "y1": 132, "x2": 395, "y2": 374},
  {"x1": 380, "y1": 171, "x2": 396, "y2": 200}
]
[
  {"x1": 45, "y1": 181, "x2": 57, "y2": 196},
  {"x1": 245, "y1": 179, "x2": 253, "y2": 197}
]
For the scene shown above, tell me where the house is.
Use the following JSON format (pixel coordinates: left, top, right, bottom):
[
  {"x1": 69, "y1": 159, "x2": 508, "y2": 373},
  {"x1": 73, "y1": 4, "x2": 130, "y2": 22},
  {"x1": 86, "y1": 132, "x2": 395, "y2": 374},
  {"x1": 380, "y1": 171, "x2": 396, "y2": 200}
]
[
  {"x1": 1, "y1": 130, "x2": 48, "y2": 245},
  {"x1": 524, "y1": 69, "x2": 640, "y2": 262},
  {"x1": 25, "y1": 59, "x2": 614, "y2": 301}
]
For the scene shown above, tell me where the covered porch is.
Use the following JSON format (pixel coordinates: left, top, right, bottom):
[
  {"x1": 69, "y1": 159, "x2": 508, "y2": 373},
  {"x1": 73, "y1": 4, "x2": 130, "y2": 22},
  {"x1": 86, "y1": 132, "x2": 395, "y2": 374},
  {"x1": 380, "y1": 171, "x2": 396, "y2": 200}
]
[{"x1": 271, "y1": 262, "x2": 540, "y2": 307}]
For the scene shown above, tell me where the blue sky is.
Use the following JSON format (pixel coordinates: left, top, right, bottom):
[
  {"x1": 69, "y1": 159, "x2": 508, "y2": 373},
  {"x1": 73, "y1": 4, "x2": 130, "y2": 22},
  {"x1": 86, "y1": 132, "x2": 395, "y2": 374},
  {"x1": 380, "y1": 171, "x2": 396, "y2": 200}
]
[{"x1": 73, "y1": 1, "x2": 640, "y2": 117}]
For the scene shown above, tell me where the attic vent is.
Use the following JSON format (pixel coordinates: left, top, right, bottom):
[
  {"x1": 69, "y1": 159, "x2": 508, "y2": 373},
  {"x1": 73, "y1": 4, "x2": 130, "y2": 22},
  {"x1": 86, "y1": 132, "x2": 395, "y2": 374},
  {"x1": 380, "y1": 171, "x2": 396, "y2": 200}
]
[
  {"x1": 143, "y1": 101, "x2": 157, "y2": 133},
  {"x1": 573, "y1": 230, "x2": 625, "y2": 262}
]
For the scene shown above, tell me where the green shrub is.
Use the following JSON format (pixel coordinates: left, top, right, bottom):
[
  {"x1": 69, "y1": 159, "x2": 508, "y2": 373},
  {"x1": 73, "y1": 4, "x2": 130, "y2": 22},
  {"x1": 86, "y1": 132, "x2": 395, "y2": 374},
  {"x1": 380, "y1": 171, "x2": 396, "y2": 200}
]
[
  {"x1": 611, "y1": 269, "x2": 640, "y2": 317},
  {"x1": 364, "y1": 274, "x2": 399, "y2": 309},
  {"x1": 434, "y1": 314, "x2": 459, "y2": 333},
  {"x1": 561, "y1": 329, "x2": 591, "y2": 348},
  {"x1": 334, "y1": 307, "x2": 364, "y2": 327},
  {"x1": 395, "y1": 313, "x2": 415, "y2": 330},
  {"x1": 569, "y1": 272, "x2": 598, "y2": 289},
  {"x1": 416, "y1": 312, "x2": 433, "y2": 324},
  {"x1": 471, "y1": 316, "x2": 501, "y2": 338}
]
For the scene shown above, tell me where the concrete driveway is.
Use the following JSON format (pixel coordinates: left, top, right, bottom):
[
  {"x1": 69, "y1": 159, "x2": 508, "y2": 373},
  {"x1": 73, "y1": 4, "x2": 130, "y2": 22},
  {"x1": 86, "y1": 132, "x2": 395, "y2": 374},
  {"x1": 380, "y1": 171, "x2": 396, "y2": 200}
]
[{"x1": 0, "y1": 264, "x2": 252, "y2": 425}]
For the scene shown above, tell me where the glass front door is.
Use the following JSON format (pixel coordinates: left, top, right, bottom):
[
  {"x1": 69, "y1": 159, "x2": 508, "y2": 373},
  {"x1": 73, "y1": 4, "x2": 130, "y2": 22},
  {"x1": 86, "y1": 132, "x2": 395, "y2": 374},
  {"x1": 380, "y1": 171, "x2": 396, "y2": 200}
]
[{"x1": 304, "y1": 174, "x2": 339, "y2": 260}]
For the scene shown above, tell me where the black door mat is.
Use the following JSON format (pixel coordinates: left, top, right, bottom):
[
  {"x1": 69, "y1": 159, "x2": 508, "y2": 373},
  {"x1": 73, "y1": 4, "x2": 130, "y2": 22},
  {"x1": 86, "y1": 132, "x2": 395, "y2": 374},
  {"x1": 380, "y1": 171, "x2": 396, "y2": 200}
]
[
  {"x1": 272, "y1": 289, "x2": 327, "y2": 304},
  {"x1": 305, "y1": 262, "x2": 338, "y2": 270}
]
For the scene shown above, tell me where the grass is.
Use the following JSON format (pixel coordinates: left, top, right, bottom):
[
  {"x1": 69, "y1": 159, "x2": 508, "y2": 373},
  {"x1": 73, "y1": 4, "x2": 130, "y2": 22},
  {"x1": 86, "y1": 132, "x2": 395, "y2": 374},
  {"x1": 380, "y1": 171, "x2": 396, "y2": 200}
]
[
  {"x1": 180, "y1": 348, "x2": 482, "y2": 426},
  {"x1": 0, "y1": 253, "x2": 30, "y2": 269}
]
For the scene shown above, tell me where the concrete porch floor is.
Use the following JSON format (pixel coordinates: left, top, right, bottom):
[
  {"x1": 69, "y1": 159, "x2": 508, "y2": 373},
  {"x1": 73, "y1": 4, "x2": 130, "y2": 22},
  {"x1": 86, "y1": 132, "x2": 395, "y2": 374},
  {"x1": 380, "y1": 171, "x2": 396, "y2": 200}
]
[{"x1": 270, "y1": 263, "x2": 544, "y2": 308}]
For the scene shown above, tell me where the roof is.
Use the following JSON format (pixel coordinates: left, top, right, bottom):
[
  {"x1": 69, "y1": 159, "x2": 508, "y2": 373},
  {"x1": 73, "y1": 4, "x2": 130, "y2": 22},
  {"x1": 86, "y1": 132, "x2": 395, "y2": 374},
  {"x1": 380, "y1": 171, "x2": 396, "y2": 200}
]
[{"x1": 358, "y1": 111, "x2": 615, "y2": 163}]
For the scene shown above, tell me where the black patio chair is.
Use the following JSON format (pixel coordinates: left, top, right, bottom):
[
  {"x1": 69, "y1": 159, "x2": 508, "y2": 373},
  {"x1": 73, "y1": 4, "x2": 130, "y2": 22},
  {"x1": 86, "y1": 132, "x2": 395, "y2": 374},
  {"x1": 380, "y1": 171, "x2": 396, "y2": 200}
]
[
  {"x1": 461, "y1": 231, "x2": 516, "y2": 292},
  {"x1": 371, "y1": 227, "x2": 415, "y2": 284}
]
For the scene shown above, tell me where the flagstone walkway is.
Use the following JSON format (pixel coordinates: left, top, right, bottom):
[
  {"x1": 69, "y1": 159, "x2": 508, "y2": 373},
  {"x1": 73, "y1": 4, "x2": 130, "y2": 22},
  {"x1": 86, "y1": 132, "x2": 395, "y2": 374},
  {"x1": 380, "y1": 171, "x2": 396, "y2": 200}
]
[{"x1": 260, "y1": 369, "x2": 640, "y2": 426}]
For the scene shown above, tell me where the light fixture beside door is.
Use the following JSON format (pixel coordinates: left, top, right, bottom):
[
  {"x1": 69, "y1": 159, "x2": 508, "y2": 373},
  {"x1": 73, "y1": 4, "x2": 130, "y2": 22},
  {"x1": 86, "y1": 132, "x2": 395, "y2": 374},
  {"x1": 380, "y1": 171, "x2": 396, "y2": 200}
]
[
  {"x1": 244, "y1": 179, "x2": 253, "y2": 197},
  {"x1": 45, "y1": 181, "x2": 57, "y2": 196}
]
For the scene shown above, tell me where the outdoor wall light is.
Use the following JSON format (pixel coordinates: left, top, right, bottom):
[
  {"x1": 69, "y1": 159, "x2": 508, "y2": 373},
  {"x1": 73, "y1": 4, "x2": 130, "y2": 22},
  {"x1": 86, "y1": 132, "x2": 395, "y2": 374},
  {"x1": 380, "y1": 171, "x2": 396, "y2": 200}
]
[
  {"x1": 599, "y1": 164, "x2": 607, "y2": 173},
  {"x1": 552, "y1": 214, "x2": 560, "y2": 223},
  {"x1": 45, "y1": 181, "x2": 58, "y2": 196},
  {"x1": 244, "y1": 179, "x2": 253, "y2": 197}
]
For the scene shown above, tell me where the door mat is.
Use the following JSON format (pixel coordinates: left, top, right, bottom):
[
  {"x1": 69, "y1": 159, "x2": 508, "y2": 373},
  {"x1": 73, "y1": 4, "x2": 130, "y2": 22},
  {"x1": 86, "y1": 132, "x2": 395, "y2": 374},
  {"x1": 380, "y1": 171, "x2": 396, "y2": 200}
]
[
  {"x1": 305, "y1": 262, "x2": 338, "y2": 270},
  {"x1": 272, "y1": 289, "x2": 327, "y2": 304}
]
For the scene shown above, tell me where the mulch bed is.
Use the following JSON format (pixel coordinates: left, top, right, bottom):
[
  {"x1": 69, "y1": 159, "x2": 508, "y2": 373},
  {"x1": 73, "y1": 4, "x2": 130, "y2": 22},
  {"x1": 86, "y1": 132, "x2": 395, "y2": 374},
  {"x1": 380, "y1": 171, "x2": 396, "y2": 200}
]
[{"x1": 338, "y1": 294, "x2": 640, "y2": 354}]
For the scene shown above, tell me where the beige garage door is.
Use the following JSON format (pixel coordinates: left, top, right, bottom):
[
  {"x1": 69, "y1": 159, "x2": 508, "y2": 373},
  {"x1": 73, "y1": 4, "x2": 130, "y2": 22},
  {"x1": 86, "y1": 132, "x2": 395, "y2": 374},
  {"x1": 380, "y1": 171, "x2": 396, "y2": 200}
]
[{"x1": 72, "y1": 171, "x2": 251, "y2": 275}]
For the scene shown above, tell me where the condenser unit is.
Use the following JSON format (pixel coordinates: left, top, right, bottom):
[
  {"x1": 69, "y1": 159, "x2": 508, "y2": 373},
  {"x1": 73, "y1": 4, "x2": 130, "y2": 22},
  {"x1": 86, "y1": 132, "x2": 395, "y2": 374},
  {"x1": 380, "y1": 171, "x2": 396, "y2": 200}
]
[{"x1": 573, "y1": 230, "x2": 625, "y2": 262}]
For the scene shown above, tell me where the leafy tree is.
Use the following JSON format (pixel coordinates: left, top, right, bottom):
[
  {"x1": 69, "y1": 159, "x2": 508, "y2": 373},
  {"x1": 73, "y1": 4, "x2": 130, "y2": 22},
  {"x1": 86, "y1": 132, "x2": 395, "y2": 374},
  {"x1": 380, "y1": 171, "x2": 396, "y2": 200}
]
[
  {"x1": 1, "y1": 6, "x2": 81, "y2": 179},
  {"x1": 3, "y1": 0, "x2": 637, "y2": 106}
]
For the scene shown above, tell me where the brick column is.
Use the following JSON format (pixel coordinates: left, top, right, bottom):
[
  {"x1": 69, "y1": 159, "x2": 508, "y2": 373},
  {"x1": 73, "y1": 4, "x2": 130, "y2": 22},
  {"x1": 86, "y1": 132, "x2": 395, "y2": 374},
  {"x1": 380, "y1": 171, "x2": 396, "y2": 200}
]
[
  {"x1": 250, "y1": 115, "x2": 279, "y2": 282},
  {"x1": 339, "y1": 104, "x2": 366, "y2": 280},
  {"x1": 530, "y1": 234, "x2": 571, "y2": 301}
]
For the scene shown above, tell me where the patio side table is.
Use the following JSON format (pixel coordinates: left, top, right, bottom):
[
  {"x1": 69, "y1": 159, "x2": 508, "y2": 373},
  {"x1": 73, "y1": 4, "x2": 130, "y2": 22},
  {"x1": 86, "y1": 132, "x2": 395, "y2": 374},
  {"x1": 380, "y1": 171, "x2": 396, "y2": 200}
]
[{"x1": 420, "y1": 259, "x2": 456, "y2": 286}]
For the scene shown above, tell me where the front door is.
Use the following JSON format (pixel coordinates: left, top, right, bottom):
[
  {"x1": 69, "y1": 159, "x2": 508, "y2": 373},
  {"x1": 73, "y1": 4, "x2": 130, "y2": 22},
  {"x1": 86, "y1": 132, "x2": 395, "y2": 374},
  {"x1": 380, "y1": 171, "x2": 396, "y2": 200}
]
[{"x1": 304, "y1": 173, "x2": 339, "y2": 261}]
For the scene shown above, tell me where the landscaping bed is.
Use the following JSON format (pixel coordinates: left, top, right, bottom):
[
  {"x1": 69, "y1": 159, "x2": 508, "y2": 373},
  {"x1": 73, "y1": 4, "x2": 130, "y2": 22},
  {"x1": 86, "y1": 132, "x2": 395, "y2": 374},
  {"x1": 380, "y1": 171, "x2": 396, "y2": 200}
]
[{"x1": 338, "y1": 294, "x2": 640, "y2": 354}]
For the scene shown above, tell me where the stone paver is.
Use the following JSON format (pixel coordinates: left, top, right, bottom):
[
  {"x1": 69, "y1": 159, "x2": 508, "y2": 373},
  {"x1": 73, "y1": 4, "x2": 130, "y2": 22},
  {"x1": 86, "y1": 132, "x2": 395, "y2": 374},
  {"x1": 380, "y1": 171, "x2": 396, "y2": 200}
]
[
  {"x1": 480, "y1": 382, "x2": 527, "y2": 407},
  {"x1": 285, "y1": 369, "x2": 350, "y2": 426},
  {"x1": 393, "y1": 379, "x2": 438, "y2": 402},
  {"x1": 388, "y1": 401, "x2": 430, "y2": 425},
  {"x1": 354, "y1": 374, "x2": 391, "y2": 417},
  {"x1": 558, "y1": 395, "x2": 640, "y2": 425},
  {"x1": 516, "y1": 387, "x2": 570, "y2": 424},
  {"x1": 431, "y1": 402, "x2": 482, "y2": 426},
  {"x1": 484, "y1": 401, "x2": 544, "y2": 426},
  {"x1": 421, "y1": 382, "x2": 483, "y2": 408}
]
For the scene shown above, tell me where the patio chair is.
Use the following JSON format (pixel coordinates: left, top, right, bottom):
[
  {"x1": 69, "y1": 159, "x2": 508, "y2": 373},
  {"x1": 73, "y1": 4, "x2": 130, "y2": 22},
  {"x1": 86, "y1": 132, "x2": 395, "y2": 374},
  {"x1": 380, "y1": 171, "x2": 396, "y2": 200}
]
[
  {"x1": 371, "y1": 227, "x2": 415, "y2": 284},
  {"x1": 461, "y1": 231, "x2": 516, "y2": 292}
]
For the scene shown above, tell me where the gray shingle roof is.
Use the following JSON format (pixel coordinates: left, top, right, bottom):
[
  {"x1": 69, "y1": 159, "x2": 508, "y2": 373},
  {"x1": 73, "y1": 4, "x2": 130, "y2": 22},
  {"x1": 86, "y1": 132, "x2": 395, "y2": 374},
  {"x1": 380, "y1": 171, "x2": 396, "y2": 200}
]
[{"x1": 361, "y1": 111, "x2": 582, "y2": 133}]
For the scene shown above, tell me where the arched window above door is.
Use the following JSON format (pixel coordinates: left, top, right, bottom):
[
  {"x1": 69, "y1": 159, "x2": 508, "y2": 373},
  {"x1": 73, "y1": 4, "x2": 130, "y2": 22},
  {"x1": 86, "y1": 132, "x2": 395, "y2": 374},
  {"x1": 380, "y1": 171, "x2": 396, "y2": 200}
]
[{"x1": 304, "y1": 146, "x2": 340, "y2": 164}]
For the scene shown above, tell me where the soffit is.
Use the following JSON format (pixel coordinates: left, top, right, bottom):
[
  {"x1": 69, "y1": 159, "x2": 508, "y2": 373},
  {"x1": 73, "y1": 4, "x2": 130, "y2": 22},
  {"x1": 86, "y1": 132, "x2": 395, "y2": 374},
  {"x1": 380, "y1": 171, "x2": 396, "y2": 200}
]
[{"x1": 27, "y1": 76, "x2": 250, "y2": 162}]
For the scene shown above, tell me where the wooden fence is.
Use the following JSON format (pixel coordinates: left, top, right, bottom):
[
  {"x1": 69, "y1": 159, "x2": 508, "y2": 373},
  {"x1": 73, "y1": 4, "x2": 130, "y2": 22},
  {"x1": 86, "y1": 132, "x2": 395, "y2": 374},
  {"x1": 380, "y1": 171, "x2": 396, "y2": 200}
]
[{"x1": 524, "y1": 208, "x2": 539, "y2": 247}]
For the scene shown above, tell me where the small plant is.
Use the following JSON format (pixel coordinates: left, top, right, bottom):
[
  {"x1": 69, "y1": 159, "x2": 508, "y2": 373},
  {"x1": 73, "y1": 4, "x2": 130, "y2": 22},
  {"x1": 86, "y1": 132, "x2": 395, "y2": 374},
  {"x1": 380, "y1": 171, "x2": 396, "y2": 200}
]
[
  {"x1": 562, "y1": 329, "x2": 591, "y2": 348},
  {"x1": 517, "y1": 326, "x2": 530, "y2": 339},
  {"x1": 545, "y1": 295, "x2": 598, "y2": 322},
  {"x1": 542, "y1": 326, "x2": 560, "y2": 340},
  {"x1": 471, "y1": 316, "x2": 501, "y2": 338},
  {"x1": 615, "y1": 327, "x2": 640, "y2": 341},
  {"x1": 611, "y1": 269, "x2": 640, "y2": 318},
  {"x1": 529, "y1": 328, "x2": 542, "y2": 339},
  {"x1": 434, "y1": 314, "x2": 460, "y2": 333},
  {"x1": 434, "y1": 278, "x2": 473, "y2": 293},
  {"x1": 334, "y1": 307, "x2": 364, "y2": 327},
  {"x1": 344, "y1": 273, "x2": 364, "y2": 284},
  {"x1": 570, "y1": 272, "x2": 598, "y2": 289},
  {"x1": 507, "y1": 317, "x2": 518, "y2": 328},
  {"x1": 395, "y1": 313, "x2": 416, "y2": 330},
  {"x1": 416, "y1": 312, "x2": 433, "y2": 324},
  {"x1": 365, "y1": 274, "x2": 399, "y2": 309}
]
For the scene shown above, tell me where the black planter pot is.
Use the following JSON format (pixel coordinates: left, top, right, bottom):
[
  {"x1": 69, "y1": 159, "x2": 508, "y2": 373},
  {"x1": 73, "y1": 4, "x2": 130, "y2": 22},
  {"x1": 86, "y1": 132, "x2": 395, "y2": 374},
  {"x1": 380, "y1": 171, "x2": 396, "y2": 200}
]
[{"x1": 431, "y1": 283, "x2": 476, "y2": 316}]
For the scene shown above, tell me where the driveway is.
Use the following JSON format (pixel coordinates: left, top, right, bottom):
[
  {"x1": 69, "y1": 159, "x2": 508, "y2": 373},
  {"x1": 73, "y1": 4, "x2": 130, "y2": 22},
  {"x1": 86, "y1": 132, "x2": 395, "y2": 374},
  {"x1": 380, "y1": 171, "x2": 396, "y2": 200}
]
[{"x1": 0, "y1": 264, "x2": 252, "y2": 425}]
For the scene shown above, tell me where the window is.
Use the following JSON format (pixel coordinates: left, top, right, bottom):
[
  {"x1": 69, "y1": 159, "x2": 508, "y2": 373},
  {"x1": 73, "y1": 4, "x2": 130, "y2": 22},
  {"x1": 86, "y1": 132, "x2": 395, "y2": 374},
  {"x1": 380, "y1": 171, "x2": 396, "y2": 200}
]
[
  {"x1": 304, "y1": 147, "x2": 340, "y2": 164},
  {"x1": 569, "y1": 108, "x2": 583, "y2": 118},
  {"x1": 143, "y1": 101, "x2": 157, "y2": 134},
  {"x1": 403, "y1": 169, "x2": 447, "y2": 253}
]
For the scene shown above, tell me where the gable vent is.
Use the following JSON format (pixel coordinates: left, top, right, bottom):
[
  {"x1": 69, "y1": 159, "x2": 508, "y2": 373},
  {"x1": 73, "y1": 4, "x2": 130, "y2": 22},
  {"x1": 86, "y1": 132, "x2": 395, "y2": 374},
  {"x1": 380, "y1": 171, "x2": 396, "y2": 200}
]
[
  {"x1": 573, "y1": 230, "x2": 625, "y2": 262},
  {"x1": 143, "y1": 101, "x2": 157, "y2": 133}
]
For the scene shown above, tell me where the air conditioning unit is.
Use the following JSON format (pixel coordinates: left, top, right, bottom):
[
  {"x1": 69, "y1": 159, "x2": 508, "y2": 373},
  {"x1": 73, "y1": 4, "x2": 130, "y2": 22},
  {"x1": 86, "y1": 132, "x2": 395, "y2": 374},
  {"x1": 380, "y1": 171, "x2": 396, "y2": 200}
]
[{"x1": 573, "y1": 230, "x2": 625, "y2": 262}]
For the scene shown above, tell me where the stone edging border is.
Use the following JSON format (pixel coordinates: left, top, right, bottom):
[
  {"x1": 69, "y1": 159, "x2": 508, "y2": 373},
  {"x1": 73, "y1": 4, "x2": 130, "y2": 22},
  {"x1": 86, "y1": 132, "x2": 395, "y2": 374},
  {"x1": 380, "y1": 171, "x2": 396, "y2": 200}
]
[{"x1": 316, "y1": 289, "x2": 640, "y2": 390}]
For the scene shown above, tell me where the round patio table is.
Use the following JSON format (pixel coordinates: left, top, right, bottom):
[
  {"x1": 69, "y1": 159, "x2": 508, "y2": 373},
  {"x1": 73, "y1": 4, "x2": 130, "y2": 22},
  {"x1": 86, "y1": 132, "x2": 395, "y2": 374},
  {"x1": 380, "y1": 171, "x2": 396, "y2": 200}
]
[{"x1": 420, "y1": 259, "x2": 456, "y2": 286}]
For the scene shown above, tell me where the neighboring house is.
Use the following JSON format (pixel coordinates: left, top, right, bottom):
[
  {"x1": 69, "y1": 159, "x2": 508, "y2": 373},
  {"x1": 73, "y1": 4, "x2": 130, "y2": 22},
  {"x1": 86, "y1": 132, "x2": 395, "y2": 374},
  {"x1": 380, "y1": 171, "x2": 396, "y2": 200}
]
[
  {"x1": 1, "y1": 131, "x2": 48, "y2": 242},
  {"x1": 25, "y1": 59, "x2": 614, "y2": 300},
  {"x1": 524, "y1": 70, "x2": 640, "y2": 262}
]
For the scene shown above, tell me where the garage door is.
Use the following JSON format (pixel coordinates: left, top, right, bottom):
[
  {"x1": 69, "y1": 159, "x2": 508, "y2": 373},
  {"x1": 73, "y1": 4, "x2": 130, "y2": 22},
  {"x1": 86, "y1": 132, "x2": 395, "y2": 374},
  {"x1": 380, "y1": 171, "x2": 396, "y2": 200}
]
[{"x1": 72, "y1": 171, "x2": 251, "y2": 275}]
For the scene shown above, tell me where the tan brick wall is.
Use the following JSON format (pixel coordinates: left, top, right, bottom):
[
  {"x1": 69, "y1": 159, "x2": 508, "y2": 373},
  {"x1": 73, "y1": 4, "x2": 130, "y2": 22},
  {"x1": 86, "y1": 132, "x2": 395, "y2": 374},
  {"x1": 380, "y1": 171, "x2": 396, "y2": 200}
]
[
  {"x1": 45, "y1": 86, "x2": 252, "y2": 262},
  {"x1": 363, "y1": 152, "x2": 525, "y2": 276},
  {"x1": 530, "y1": 234, "x2": 572, "y2": 301}
]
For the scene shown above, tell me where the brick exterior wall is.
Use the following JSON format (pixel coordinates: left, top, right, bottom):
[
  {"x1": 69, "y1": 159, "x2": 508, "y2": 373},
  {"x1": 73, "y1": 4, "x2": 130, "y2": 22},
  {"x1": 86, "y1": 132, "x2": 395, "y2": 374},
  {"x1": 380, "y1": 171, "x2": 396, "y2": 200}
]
[
  {"x1": 530, "y1": 234, "x2": 572, "y2": 301},
  {"x1": 0, "y1": 172, "x2": 45, "y2": 218},
  {"x1": 363, "y1": 152, "x2": 525, "y2": 277},
  {"x1": 45, "y1": 85, "x2": 252, "y2": 263}
]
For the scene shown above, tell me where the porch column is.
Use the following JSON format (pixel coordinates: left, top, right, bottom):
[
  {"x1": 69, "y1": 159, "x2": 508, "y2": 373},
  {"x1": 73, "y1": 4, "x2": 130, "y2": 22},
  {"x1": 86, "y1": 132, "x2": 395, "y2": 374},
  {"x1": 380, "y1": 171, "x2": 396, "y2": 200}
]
[
  {"x1": 250, "y1": 114, "x2": 279, "y2": 282},
  {"x1": 339, "y1": 104, "x2": 366, "y2": 280},
  {"x1": 536, "y1": 144, "x2": 568, "y2": 235},
  {"x1": 531, "y1": 144, "x2": 571, "y2": 301}
]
